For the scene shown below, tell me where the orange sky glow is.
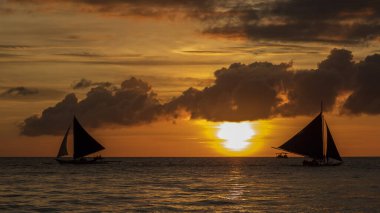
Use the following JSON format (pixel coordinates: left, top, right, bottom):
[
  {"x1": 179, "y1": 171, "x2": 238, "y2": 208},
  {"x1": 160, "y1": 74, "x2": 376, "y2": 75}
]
[{"x1": 1, "y1": 0, "x2": 380, "y2": 157}]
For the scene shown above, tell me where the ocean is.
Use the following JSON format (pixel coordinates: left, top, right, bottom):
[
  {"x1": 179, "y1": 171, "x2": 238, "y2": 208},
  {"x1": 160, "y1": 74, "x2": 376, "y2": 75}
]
[{"x1": 0, "y1": 157, "x2": 379, "y2": 212}]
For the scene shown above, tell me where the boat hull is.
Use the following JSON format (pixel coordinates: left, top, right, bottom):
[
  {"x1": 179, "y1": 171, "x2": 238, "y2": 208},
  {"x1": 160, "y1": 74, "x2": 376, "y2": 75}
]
[
  {"x1": 56, "y1": 158, "x2": 106, "y2": 164},
  {"x1": 302, "y1": 160, "x2": 342, "y2": 167}
]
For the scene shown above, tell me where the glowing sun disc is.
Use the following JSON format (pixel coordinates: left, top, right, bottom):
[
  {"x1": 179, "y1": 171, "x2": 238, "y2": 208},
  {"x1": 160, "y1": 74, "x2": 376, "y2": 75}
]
[{"x1": 217, "y1": 122, "x2": 255, "y2": 151}]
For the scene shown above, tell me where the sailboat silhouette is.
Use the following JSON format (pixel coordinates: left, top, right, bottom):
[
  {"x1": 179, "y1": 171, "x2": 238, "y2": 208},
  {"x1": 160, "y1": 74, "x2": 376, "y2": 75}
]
[
  {"x1": 56, "y1": 116, "x2": 105, "y2": 164},
  {"x1": 274, "y1": 102, "x2": 343, "y2": 166}
]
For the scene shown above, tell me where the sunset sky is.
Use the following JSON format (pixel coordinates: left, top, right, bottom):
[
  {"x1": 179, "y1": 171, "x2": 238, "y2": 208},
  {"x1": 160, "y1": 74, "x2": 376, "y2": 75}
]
[{"x1": 1, "y1": 0, "x2": 380, "y2": 157}]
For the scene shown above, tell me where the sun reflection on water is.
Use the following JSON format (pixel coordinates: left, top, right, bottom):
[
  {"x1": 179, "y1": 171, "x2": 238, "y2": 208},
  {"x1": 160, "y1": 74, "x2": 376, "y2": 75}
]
[{"x1": 225, "y1": 166, "x2": 246, "y2": 201}]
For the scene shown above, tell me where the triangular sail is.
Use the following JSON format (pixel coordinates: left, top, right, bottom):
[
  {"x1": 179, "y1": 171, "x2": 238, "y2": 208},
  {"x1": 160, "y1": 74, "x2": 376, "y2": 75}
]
[
  {"x1": 326, "y1": 124, "x2": 342, "y2": 161},
  {"x1": 278, "y1": 113, "x2": 324, "y2": 159},
  {"x1": 57, "y1": 127, "x2": 70, "y2": 158},
  {"x1": 73, "y1": 117, "x2": 105, "y2": 159}
]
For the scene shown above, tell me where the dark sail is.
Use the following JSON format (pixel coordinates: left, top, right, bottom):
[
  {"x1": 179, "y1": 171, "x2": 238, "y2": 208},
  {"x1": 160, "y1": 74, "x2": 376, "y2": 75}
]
[
  {"x1": 326, "y1": 124, "x2": 342, "y2": 161},
  {"x1": 57, "y1": 127, "x2": 70, "y2": 158},
  {"x1": 278, "y1": 114, "x2": 324, "y2": 159},
  {"x1": 73, "y1": 117, "x2": 105, "y2": 159}
]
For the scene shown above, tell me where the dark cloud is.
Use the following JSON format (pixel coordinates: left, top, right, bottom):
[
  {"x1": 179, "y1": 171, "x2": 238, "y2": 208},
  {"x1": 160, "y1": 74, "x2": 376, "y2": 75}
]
[
  {"x1": 165, "y1": 62, "x2": 291, "y2": 121},
  {"x1": 280, "y1": 49, "x2": 357, "y2": 115},
  {"x1": 10, "y1": 0, "x2": 219, "y2": 19},
  {"x1": 19, "y1": 49, "x2": 380, "y2": 136},
  {"x1": 93, "y1": 82, "x2": 113, "y2": 88},
  {"x1": 74, "y1": 0, "x2": 218, "y2": 18},
  {"x1": 20, "y1": 77, "x2": 162, "y2": 136},
  {"x1": 203, "y1": 0, "x2": 380, "y2": 44},
  {"x1": 9, "y1": 0, "x2": 380, "y2": 44},
  {"x1": 166, "y1": 48, "x2": 379, "y2": 120},
  {"x1": 135, "y1": 75, "x2": 213, "y2": 89},
  {"x1": 56, "y1": 52, "x2": 103, "y2": 58},
  {"x1": 0, "y1": 86, "x2": 66, "y2": 101},
  {"x1": 72, "y1": 78, "x2": 113, "y2": 90},
  {"x1": 224, "y1": 43, "x2": 327, "y2": 56},
  {"x1": 343, "y1": 54, "x2": 380, "y2": 114},
  {"x1": 72, "y1": 78, "x2": 92, "y2": 89},
  {"x1": 1, "y1": 87, "x2": 38, "y2": 96},
  {"x1": 20, "y1": 93, "x2": 78, "y2": 136}
]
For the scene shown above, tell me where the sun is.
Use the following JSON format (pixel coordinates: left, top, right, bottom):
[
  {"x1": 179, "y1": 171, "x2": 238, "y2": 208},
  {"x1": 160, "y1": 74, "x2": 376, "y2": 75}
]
[{"x1": 217, "y1": 122, "x2": 255, "y2": 151}]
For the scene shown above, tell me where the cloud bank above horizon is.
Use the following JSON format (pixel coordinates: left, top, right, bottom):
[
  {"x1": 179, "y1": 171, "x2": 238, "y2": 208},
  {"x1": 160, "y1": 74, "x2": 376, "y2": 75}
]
[{"x1": 20, "y1": 49, "x2": 380, "y2": 136}]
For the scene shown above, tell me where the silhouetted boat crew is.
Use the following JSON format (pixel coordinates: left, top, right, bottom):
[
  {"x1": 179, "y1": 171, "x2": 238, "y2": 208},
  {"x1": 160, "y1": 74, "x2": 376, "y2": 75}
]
[
  {"x1": 274, "y1": 102, "x2": 342, "y2": 166},
  {"x1": 276, "y1": 152, "x2": 288, "y2": 158}
]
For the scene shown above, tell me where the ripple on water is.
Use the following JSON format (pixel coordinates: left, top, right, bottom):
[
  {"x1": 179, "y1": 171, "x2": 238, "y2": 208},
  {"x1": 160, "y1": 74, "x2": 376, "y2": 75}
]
[{"x1": 0, "y1": 157, "x2": 379, "y2": 212}]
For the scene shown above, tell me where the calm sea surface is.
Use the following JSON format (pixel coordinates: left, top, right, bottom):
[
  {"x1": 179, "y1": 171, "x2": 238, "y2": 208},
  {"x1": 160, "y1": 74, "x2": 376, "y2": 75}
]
[{"x1": 0, "y1": 157, "x2": 379, "y2": 212}]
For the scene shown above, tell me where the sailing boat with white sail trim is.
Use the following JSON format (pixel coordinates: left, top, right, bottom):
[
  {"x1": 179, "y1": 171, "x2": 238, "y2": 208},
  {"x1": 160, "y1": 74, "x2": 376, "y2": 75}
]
[
  {"x1": 274, "y1": 102, "x2": 343, "y2": 166},
  {"x1": 56, "y1": 116, "x2": 105, "y2": 164}
]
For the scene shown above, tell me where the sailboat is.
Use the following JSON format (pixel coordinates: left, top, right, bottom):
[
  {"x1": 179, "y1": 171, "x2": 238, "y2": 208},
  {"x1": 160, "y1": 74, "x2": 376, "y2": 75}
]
[
  {"x1": 56, "y1": 116, "x2": 105, "y2": 164},
  {"x1": 274, "y1": 103, "x2": 343, "y2": 166}
]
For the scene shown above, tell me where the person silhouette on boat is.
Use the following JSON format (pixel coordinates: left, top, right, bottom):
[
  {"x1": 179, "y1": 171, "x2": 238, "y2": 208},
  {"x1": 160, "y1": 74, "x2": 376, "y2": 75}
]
[{"x1": 94, "y1": 155, "x2": 103, "y2": 160}]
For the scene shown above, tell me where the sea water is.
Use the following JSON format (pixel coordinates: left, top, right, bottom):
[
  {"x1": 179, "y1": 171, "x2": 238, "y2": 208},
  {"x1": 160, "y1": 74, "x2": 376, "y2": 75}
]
[{"x1": 0, "y1": 158, "x2": 379, "y2": 212}]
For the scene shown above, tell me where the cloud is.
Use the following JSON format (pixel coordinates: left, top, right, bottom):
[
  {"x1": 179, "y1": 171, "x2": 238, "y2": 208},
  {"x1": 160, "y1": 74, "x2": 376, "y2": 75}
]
[
  {"x1": 72, "y1": 0, "x2": 218, "y2": 18},
  {"x1": 164, "y1": 62, "x2": 291, "y2": 121},
  {"x1": 9, "y1": 0, "x2": 218, "y2": 19},
  {"x1": 165, "y1": 48, "x2": 378, "y2": 120},
  {"x1": 8, "y1": 0, "x2": 380, "y2": 44},
  {"x1": 0, "y1": 86, "x2": 66, "y2": 101},
  {"x1": 343, "y1": 54, "x2": 380, "y2": 114},
  {"x1": 203, "y1": 0, "x2": 380, "y2": 44},
  {"x1": 1, "y1": 87, "x2": 38, "y2": 96},
  {"x1": 0, "y1": 57, "x2": 228, "y2": 66},
  {"x1": 0, "y1": 44, "x2": 32, "y2": 49},
  {"x1": 20, "y1": 77, "x2": 162, "y2": 136},
  {"x1": 71, "y1": 78, "x2": 113, "y2": 90},
  {"x1": 19, "y1": 49, "x2": 380, "y2": 136},
  {"x1": 72, "y1": 78, "x2": 92, "y2": 89},
  {"x1": 279, "y1": 49, "x2": 357, "y2": 115},
  {"x1": 7, "y1": 0, "x2": 380, "y2": 44},
  {"x1": 56, "y1": 52, "x2": 103, "y2": 58},
  {"x1": 20, "y1": 93, "x2": 78, "y2": 136}
]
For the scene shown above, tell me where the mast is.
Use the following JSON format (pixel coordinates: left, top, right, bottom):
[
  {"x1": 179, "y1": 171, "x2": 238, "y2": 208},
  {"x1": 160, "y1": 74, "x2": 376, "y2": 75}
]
[
  {"x1": 321, "y1": 101, "x2": 326, "y2": 162},
  {"x1": 321, "y1": 101, "x2": 323, "y2": 114}
]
